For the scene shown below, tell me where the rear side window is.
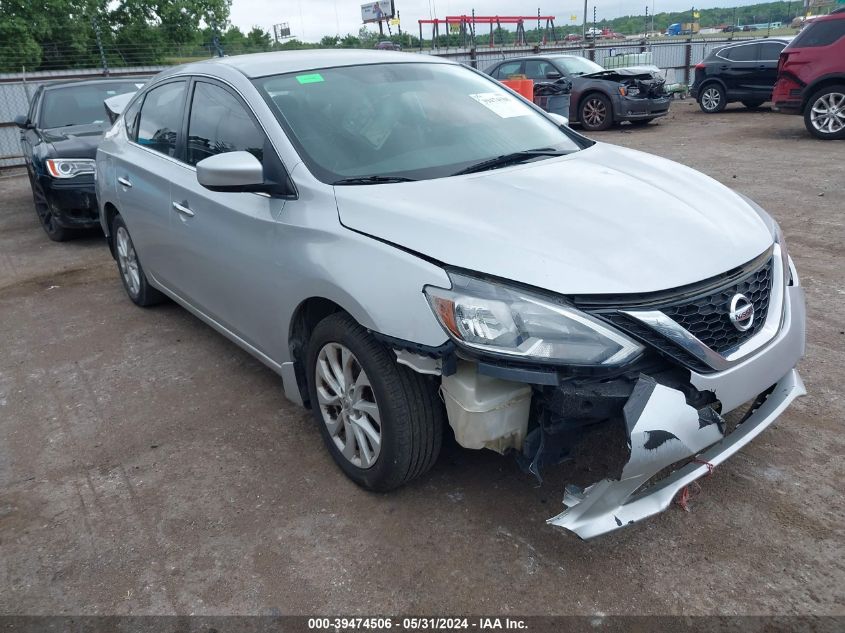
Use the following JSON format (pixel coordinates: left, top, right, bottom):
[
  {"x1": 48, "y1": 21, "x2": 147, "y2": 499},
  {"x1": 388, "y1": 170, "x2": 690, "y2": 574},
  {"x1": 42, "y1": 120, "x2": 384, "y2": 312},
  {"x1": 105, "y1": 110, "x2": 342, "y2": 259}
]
[
  {"x1": 186, "y1": 82, "x2": 265, "y2": 166},
  {"x1": 137, "y1": 81, "x2": 186, "y2": 158},
  {"x1": 719, "y1": 43, "x2": 760, "y2": 61},
  {"x1": 792, "y1": 19, "x2": 845, "y2": 47},
  {"x1": 495, "y1": 61, "x2": 523, "y2": 79},
  {"x1": 123, "y1": 98, "x2": 141, "y2": 140}
]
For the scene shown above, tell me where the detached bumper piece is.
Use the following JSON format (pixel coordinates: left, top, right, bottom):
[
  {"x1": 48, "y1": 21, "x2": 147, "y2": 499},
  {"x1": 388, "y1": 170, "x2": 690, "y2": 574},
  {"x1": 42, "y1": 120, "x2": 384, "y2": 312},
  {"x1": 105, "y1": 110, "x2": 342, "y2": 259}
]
[{"x1": 547, "y1": 369, "x2": 805, "y2": 539}]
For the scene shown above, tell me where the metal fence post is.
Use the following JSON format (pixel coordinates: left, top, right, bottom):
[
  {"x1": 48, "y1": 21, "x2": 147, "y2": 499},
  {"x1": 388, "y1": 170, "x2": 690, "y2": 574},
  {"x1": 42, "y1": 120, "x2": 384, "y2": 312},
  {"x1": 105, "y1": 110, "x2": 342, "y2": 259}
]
[
  {"x1": 684, "y1": 37, "x2": 692, "y2": 85},
  {"x1": 92, "y1": 18, "x2": 109, "y2": 76}
]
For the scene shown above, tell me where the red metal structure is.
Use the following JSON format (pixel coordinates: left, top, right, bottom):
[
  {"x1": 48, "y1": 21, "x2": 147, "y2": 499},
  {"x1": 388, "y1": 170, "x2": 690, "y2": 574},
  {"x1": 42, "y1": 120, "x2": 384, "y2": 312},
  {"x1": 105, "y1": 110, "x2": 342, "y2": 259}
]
[{"x1": 419, "y1": 13, "x2": 558, "y2": 49}]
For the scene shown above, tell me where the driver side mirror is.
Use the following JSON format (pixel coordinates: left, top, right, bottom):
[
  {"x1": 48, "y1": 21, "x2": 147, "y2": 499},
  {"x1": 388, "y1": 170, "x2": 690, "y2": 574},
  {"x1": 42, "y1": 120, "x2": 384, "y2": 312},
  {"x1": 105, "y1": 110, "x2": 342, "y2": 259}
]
[
  {"x1": 545, "y1": 70, "x2": 563, "y2": 80},
  {"x1": 196, "y1": 150, "x2": 296, "y2": 198},
  {"x1": 13, "y1": 115, "x2": 32, "y2": 129}
]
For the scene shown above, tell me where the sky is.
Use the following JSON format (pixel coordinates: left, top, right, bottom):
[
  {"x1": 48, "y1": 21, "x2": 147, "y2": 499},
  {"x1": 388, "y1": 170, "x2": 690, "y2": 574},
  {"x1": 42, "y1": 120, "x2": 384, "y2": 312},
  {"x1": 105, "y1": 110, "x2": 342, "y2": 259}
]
[{"x1": 228, "y1": 0, "x2": 774, "y2": 41}]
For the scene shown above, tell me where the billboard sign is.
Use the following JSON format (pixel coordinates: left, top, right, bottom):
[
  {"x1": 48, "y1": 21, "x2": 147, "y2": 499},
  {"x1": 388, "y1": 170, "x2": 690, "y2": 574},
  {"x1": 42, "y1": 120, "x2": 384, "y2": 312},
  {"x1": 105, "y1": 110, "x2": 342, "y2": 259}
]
[{"x1": 361, "y1": 1, "x2": 395, "y2": 23}]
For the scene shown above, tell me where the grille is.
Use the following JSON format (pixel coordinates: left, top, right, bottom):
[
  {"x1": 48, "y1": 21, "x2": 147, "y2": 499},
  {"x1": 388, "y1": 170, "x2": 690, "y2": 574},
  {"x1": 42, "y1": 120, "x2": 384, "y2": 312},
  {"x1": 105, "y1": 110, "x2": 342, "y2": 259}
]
[
  {"x1": 601, "y1": 257, "x2": 775, "y2": 373},
  {"x1": 661, "y1": 257, "x2": 772, "y2": 353}
]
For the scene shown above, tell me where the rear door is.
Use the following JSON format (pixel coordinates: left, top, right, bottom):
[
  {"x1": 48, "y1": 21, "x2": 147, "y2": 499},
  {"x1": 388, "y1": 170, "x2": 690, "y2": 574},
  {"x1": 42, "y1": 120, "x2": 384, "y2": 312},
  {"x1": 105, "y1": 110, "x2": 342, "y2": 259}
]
[
  {"x1": 756, "y1": 41, "x2": 787, "y2": 97},
  {"x1": 166, "y1": 78, "x2": 286, "y2": 353},
  {"x1": 717, "y1": 43, "x2": 761, "y2": 97},
  {"x1": 112, "y1": 79, "x2": 188, "y2": 287}
]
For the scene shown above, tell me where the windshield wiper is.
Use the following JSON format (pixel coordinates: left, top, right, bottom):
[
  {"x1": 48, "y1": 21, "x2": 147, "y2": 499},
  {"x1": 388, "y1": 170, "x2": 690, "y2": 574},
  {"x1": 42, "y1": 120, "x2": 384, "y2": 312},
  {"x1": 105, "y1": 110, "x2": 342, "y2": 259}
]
[
  {"x1": 452, "y1": 148, "x2": 569, "y2": 176},
  {"x1": 332, "y1": 175, "x2": 417, "y2": 185}
]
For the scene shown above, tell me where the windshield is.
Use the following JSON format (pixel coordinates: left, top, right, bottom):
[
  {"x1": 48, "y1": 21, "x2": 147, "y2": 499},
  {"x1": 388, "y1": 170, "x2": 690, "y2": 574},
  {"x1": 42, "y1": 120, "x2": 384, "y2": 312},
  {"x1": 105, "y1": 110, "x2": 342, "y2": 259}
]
[
  {"x1": 40, "y1": 82, "x2": 142, "y2": 129},
  {"x1": 254, "y1": 62, "x2": 583, "y2": 183},
  {"x1": 551, "y1": 56, "x2": 604, "y2": 76}
]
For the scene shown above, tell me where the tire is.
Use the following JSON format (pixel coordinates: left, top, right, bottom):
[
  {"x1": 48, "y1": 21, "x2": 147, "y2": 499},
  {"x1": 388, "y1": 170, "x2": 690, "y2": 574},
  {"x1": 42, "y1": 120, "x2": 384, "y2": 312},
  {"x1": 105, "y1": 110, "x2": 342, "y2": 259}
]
[
  {"x1": 306, "y1": 312, "x2": 444, "y2": 492},
  {"x1": 803, "y1": 85, "x2": 845, "y2": 141},
  {"x1": 741, "y1": 99, "x2": 765, "y2": 109},
  {"x1": 29, "y1": 173, "x2": 72, "y2": 242},
  {"x1": 698, "y1": 83, "x2": 726, "y2": 113},
  {"x1": 579, "y1": 93, "x2": 614, "y2": 131},
  {"x1": 111, "y1": 215, "x2": 165, "y2": 307},
  {"x1": 628, "y1": 118, "x2": 656, "y2": 126}
]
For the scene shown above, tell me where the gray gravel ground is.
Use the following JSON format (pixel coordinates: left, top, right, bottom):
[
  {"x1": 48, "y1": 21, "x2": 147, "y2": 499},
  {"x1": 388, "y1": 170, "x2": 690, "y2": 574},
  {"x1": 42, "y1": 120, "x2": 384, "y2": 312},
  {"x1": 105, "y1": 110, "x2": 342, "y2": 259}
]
[{"x1": 0, "y1": 100, "x2": 843, "y2": 616}]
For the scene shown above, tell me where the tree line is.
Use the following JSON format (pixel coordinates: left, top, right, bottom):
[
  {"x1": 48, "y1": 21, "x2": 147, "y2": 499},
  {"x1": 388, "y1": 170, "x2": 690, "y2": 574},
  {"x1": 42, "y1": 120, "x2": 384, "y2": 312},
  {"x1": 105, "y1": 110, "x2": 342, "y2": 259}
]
[{"x1": 0, "y1": 0, "x2": 813, "y2": 73}]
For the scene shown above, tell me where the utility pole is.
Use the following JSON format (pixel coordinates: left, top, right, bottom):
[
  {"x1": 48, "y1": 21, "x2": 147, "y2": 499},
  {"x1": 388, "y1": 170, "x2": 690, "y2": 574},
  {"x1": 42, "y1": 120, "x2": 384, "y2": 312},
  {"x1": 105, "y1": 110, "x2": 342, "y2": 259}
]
[
  {"x1": 583, "y1": 0, "x2": 587, "y2": 41},
  {"x1": 645, "y1": 5, "x2": 649, "y2": 36}
]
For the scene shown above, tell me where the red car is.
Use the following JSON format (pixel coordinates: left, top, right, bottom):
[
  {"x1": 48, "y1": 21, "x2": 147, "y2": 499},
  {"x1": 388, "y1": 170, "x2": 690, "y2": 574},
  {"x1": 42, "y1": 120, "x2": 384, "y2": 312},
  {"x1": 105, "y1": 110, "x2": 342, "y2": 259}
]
[{"x1": 772, "y1": 8, "x2": 845, "y2": 139}]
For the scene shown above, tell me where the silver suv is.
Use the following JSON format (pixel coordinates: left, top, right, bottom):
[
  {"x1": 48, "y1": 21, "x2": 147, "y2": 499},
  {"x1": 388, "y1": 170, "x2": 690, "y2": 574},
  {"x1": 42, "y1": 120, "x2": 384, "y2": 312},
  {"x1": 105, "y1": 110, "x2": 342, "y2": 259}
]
[{"x1": 96, "y1": 50, "x2": 806, "y2": 538}]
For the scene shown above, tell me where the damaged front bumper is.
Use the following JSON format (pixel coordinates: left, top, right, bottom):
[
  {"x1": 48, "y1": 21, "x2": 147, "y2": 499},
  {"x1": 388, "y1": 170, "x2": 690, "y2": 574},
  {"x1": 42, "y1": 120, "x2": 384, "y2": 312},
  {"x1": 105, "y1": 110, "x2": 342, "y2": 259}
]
[
  {"x1": 548, "y1": 283, "x2": 806, "y2": 539},
  {"x1": 548, "y1": 368, "x2": 805, "y2": 539}
]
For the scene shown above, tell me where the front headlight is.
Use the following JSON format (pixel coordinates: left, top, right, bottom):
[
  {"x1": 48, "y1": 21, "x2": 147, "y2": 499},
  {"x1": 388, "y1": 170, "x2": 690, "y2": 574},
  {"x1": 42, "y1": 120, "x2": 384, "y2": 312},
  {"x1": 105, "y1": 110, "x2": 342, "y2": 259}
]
[
  {"x1": 45, "y1": 158, "x2": 95, "y2": 179},
  {"x1": 424, "y1": 273, "x2": 644, "y2": 366}
]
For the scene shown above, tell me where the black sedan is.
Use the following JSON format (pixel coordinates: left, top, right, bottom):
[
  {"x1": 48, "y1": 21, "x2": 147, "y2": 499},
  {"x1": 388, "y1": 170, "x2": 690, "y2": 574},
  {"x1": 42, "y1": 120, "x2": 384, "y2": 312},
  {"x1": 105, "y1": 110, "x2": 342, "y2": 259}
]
[
  {"x1": 15, "y1": 78, "x2": 143, "y2": 241},
  {"x1": 690, "y1": 38, "x2": 790, "y2": 113},
  {"x1": 484, "y1": 55, "x2": 671, "y2": 131}
]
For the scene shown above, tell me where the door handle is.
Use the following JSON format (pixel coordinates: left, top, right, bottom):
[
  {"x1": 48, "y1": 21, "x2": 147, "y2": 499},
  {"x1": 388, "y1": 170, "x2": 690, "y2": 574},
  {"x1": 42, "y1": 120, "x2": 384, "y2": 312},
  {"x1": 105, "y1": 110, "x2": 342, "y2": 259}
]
[
  {"x1": 117, "y1": 177, "x2": 132, "y2": 188},
  {"x1": 719, "y1": 65, "x2": 729, "y2": 70},
  {"x1": 172, "y1": 201, "x2": 195, "y2": 217}
]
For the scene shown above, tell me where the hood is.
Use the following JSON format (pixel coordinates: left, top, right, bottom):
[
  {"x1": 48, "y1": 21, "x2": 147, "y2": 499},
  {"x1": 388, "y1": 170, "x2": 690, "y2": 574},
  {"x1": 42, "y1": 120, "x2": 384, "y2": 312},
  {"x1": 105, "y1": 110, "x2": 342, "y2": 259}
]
[
  {"x1": 333, "y1": 143, "x2": 773, "y2": 296},
  {"x1": 41, "y1": 123, "x2": 107, "y2": 159},
  {"x1": 583, "y1": 66, "x2": 662, "y2": 81}
]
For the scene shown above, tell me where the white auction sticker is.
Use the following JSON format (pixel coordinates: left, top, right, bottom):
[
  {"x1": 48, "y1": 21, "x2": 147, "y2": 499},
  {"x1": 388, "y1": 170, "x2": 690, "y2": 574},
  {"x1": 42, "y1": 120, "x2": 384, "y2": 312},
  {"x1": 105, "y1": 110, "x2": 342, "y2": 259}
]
[{"x1": 469, "y1": 92, "x2": 531, "y2": 118}]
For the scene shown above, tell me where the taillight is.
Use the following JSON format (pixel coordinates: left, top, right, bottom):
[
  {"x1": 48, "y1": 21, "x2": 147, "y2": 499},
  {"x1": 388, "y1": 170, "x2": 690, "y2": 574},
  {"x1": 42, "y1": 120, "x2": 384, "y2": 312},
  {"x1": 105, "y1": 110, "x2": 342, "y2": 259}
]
[
  {"x1": 777, "y1": 52, "x2": 788, "y2": 73},
  {"x1": 694, "y1": 62, "x2": 706, "y2": 70}
]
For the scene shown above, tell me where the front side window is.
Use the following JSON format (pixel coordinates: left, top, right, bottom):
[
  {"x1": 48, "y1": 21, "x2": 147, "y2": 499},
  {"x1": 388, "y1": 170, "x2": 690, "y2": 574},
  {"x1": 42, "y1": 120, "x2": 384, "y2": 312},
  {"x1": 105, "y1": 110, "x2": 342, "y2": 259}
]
[
  {"x1": 137, "y1": 81, "x2": 186, "y2": 158},
  {"x1": 39, "y1": 82, "x2": 141, "y2": 129},
  {"x1": 792, "y1": 19, "x2": 845, "y2": 47},
  {"x1": 524, "y1": 60, "x2": 556, "y2": 80},
  {"x1": 186, "y1": 82, "x2": 265, "y2": 166},
  {"x1": 551, "y1": 56, "x2": 603, "y2": 76},
  {"x1": 495, "y1": 61, "x2": 523, "y2": 79},
  {"x1": 255, "y1": 62, "x2": 583, "y2": 183}
]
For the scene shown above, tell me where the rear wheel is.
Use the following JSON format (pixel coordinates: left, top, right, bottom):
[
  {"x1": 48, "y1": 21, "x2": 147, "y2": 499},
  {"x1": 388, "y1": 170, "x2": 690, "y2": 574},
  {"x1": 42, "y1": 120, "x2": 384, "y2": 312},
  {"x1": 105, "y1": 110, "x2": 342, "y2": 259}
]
[
  {"x1": 698, "y1": 84, "x2": 726, "y2": 113},
  {"x1": 29, "y1": 174, "x2": 71, "y2": 242},
  {"x1": 804, "y1": 85, "x2": 845, "y2": 140},
  {"x1": 741, "y1": 99, "x2": 765, "y2": 109},
  {"x1": 306, "y1": 312, "x2": 443, "y2": 492},
  {"x1": 112, "y1": 215, "x2": 165, "y2": 307},
  {"x1": 579, "y1": 93, "x2": 613, "y2": 131}
]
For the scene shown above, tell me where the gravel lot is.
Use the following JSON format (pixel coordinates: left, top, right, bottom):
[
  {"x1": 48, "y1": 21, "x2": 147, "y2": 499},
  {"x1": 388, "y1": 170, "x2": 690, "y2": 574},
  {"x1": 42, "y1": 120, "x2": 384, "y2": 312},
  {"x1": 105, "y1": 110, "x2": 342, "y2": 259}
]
[{"x1": 1, "y1": 100, "x2": 843, "y2": 617}]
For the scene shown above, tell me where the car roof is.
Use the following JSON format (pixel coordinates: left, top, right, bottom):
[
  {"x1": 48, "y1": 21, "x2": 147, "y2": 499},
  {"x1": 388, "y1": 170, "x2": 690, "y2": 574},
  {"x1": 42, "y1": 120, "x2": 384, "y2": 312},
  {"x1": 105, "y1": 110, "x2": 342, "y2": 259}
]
[
  {"x1": 171, "y1": 49, "x2": 452, "y2": 79},
  {"x1": 41, "y1": 77, "x2": 148, "y2": 91}
]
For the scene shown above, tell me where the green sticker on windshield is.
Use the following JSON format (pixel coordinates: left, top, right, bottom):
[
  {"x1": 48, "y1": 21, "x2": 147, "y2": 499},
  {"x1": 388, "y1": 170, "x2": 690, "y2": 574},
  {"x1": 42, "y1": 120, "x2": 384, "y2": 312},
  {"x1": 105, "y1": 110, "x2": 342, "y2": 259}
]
[{"x1": 296, "y1": 73, "x2": 324, "y2": 84}]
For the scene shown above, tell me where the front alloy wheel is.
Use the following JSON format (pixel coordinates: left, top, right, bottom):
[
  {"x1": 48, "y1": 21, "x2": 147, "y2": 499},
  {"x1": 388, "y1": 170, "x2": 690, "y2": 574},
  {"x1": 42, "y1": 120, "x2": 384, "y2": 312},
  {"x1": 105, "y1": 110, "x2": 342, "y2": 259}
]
[
  {"x1": 306, "y1": 312, "x2": 444, "y2": 491},
  {"x1": 805, "y1": 86, "x2": 845, "y2": 140},
  {"x1": 580, "y1": 93, "x2": 613, "y2": 131},
  {"x1": 315, "y1": 342, "x2": 382, "y2": 469}
]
